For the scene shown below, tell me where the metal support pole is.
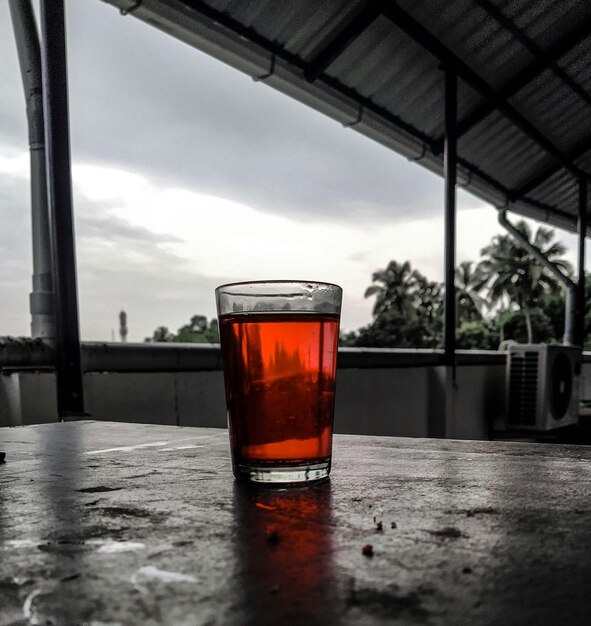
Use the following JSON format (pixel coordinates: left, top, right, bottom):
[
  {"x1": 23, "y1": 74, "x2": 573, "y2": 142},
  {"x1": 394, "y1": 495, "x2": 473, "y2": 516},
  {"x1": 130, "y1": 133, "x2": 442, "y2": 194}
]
[
  {"x1": 444, "y1": 68, "x2": 457, "y2": 371},
  {"x1": 9, "y1": 0, "x2": 55, "y2": 342},
  {"x1": 39, "y1": 0, "x2": 85, "y2": 418},
  {"x1": 440, "y1": 67, "x2": 458, "y2": 439},
  {"x1": 576, "y1": 178, "x2": 588, "y2": 347}
]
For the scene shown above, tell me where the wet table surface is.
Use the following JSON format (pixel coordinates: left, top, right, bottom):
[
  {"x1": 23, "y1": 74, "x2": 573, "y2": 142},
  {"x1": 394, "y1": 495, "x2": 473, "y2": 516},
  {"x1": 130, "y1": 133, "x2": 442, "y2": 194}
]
[{"x1": 1, "y1": 421, "x2": 591, "y2": 625}]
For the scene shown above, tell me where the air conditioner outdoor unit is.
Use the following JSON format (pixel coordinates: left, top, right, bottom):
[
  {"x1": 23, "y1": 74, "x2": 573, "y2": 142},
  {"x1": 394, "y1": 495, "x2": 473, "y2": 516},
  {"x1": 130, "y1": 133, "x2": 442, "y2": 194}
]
[{"x1": 506, "y1": 344, "x2": 581, "y2": 431}]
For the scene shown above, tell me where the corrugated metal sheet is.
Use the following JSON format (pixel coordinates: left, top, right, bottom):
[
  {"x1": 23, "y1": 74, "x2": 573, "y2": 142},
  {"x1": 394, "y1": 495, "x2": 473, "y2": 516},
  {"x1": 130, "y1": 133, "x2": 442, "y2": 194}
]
[
  {"x1": 530, "y1": 170, "x2": 579, "y2": 214},
  {"x1": 505, "y1": 0, "x2": 587, "y2": 48},
  {"x1": 561, "y1": 34, "x2": 591, "y2": 93},
  {"x1": 399, "y1": 0, "x2": 529, "y2": 90},
  {"x1": 461, "y1": 110, "x2": 549, "y2": 187},
  {"x1": 332, "y1": 17, "x2": 445, "y2": 136},
  {"x1": 509, "y1": 69, "x2": 591, "y2": 153},
  {"x1": 103, "y1": 0, "x2": 591, "y2": 232}
]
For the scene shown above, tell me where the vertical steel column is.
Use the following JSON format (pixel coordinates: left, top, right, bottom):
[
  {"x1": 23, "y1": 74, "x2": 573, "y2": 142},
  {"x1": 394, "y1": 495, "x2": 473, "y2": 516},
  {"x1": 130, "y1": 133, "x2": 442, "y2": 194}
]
[
  {"x1": 9, "y1": 0, "x2": 55, "y2": 342},
  {"x1": 576, "y1": 177, "x2": 588, "y2": 347},
  {"x1": 39, "y1": 0, "x2": 85, "y2": 418},
  {"x1": 444, "y1": 67, "x2": 457, "y2": 372}
]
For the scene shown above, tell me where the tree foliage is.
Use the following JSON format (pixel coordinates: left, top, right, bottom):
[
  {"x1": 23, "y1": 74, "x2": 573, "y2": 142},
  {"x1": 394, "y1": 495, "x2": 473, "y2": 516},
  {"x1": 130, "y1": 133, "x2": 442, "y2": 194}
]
[
  {"x1": 146, "y1": 315, "x2": 219, "y2": 343},
  {"x1": 359, "y1": 261, "x2": 443, "y2": 348},
  {"x1": 476, "y1": 221, "x2": 571, "y2": 343},
  {"x1": 345, "y1": 220, "x2": 577, "y2": 350},
  {"x1": 455, "y1": 261, "x2": 486, "y2": 322}
]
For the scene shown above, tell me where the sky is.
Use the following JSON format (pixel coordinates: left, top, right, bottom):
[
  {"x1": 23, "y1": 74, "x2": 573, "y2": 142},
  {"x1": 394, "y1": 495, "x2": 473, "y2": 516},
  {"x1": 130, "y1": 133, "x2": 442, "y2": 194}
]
[{"x1": 0, "y1": 1, "x2": 585, "y2": 342}]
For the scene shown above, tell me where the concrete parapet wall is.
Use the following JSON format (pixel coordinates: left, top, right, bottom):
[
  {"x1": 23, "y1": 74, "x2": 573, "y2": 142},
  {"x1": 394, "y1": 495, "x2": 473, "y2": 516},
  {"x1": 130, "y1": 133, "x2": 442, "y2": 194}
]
[
  {"x1": 1, "y1": 364, "x2": 506, "y2": 439},
  {"x1": 0, "y1": 370, "x2": 58, "y2": 426}
]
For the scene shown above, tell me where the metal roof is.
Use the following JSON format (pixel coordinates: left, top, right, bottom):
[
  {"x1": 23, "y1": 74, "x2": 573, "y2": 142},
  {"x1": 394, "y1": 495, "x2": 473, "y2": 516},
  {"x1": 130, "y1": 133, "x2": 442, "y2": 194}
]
[{"x1": 102, "y1": 0, "x2": 591, "y2": 232}]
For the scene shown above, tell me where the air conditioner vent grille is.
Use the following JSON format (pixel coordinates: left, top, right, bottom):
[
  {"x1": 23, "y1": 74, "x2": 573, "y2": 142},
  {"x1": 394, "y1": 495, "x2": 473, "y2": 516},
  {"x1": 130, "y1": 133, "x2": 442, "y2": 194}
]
[{"x1": 508, "y1": 352, "x2": 539, "y2": 425}]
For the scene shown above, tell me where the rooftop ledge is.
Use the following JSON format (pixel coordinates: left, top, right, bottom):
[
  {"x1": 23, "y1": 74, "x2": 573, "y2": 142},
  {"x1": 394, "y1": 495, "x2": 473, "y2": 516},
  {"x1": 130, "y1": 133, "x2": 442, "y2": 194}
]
[{"x1": 3, "y1": 337, "x2": 584, "y2": 372}]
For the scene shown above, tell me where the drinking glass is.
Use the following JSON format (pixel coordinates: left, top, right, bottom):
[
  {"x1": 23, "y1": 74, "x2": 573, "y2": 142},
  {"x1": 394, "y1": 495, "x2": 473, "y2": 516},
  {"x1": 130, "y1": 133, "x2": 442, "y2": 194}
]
[{"x1": 216, "y1": 280, "x2": 342, "y2": 483}]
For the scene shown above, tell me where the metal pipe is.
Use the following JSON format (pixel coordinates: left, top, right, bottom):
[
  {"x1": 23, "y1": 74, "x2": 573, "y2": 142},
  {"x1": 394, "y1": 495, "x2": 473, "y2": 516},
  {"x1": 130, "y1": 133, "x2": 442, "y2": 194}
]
[
  {"x1": 497, "y1": 210, "x2": 577, "y2": 345},
  {"x1": 9, "y1": 0, "x2": 55, "y2": 343},
  {"x1": 444, "y1": 68, "x2": 457, "y2": 370},
  {"x1": 39, "y1": 0, "x2": 85, "y2": 418},
  {"x1": 577, "y1": 179, "x2": 588, "y2": 347}
]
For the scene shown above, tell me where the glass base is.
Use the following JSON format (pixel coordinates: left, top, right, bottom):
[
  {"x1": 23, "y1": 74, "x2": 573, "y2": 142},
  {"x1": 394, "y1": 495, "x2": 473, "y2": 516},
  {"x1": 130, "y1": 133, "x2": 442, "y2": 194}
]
[{"x1": 234, "y1": 460, "x2": 330, "y2": 484}]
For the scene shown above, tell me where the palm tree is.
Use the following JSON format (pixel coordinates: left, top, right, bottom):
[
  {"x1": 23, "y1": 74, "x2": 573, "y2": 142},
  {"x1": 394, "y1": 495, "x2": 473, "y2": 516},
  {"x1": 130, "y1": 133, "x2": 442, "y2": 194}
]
[
  {"x1": 364, "y1": 260, "x2": 421, "y2": 322},
  {"x1": 455, "y1": 261, "x2": 487, "y2": 323},
  {"x1": 414, "y1": 274, "x2": 444, "y2": 347},
  {"x1": 477, "y1": 221, "x2": 572, "y2": 343}
]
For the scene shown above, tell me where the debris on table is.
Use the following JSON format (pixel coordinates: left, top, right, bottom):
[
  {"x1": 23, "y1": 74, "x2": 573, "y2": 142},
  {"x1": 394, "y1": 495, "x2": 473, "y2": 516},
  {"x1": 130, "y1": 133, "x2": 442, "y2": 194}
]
[
  {"x1": 428, "y1": 527, "x2": 463, "y2": 539},
  {"x1": 266, "y1": 527, "x2": 279, "y2": 545},
  {"x1": 391, "y1": 521, "x2": 397, "y2": 529},
  {"x1": 255, "y1": 502, "x2": 277, "y2": 511},
  {"x1": 375, "y1": 521, "x2": 383, "y2": 532},
  {"x1": 0, "y1": 452, "x2": 6, "y2": 463},
  {"x1": 362, "y1": 544, "x2": 374, "y2": 557},
  {"x1": 465, "y1": 507, "x2": 498, "y2": 517}
]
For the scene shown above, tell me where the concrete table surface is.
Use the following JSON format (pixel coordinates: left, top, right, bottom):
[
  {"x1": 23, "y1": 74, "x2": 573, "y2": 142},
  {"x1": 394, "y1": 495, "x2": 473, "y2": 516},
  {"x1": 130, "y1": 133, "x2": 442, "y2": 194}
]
[{"x1": 1, "y1": 421, "x2": 591, "y2": 625}]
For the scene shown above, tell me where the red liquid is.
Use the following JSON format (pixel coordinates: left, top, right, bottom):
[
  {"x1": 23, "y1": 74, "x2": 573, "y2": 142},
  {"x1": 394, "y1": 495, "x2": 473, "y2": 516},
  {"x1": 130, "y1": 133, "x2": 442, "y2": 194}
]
[{"x1": 219, "y1": 312, "x2": 339, "y2": 470}]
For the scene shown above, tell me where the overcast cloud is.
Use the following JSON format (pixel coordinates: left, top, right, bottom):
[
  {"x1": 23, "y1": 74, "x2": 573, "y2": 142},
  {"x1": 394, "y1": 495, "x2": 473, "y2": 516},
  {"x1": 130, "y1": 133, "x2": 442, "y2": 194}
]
[
  {"x1": 0, "y1": 1, "x2": 583, "y2": 341},
  {"x1": 64, "y1": 0, "x2": 449, "y2": 221}
]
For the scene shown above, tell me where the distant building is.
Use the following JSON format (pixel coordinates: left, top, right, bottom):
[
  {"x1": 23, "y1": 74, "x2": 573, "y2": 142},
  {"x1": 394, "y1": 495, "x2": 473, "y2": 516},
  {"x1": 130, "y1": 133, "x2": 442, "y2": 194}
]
[{"x1": 119, "y1": 310, "x2": 128, "y2": 343}]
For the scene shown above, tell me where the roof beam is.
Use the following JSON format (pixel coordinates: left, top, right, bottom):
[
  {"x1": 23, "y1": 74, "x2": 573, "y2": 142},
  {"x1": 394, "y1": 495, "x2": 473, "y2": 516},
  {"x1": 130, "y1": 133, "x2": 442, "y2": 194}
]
[
  {"x1": 510, "y1": 136, "x2": 591, "y2": 200},
  {"x1": 304, "y1": 0, "x2": 382, "y2": 82},
  {"x1": 432, "y1": 16, "x2": 591, "y2": 153}
]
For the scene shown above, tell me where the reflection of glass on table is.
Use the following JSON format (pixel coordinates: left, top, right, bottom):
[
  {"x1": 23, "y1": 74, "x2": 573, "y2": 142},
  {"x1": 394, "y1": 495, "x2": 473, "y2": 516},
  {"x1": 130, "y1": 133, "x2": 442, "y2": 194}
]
[{"x1": 231, "y1": 481, "x2": 337, "y2": 621}]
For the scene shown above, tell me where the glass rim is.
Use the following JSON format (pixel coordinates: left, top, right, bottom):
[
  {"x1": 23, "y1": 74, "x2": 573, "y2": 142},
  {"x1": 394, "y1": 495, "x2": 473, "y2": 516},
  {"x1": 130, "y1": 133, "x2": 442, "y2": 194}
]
[{"x1": 215, "y1": 279, "x2": 342, "y2": 292}]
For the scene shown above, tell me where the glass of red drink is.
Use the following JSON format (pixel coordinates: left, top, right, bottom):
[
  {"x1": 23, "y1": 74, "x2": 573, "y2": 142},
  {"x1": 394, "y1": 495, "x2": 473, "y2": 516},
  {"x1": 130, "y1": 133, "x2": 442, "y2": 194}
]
[{"x1": 216, "y1": 280, "x2": 342, "y2": 484}]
